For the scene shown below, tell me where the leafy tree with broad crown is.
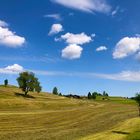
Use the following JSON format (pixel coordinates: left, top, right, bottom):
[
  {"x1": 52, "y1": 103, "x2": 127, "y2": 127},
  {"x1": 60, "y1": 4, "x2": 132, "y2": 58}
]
[{"x1": 17, "y1": 72, "x2": 41, "y2": 95}]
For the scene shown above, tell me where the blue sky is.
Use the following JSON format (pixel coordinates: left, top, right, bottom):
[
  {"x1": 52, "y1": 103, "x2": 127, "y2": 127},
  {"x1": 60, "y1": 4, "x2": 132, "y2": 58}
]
[{"x1": 0, "y1": 0, "x2": 140, "y2": 97}]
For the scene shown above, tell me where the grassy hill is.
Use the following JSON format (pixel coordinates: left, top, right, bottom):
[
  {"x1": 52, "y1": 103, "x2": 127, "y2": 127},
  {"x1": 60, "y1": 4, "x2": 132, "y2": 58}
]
[{"x1": 0, "y1": 86, "x2": 139, "y2": 140}]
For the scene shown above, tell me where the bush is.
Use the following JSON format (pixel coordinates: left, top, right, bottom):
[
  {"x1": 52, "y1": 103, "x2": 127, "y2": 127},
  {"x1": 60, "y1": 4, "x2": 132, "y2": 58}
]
[{"x1": 92, "y1": 93, "x2": 96, "y2": 100}]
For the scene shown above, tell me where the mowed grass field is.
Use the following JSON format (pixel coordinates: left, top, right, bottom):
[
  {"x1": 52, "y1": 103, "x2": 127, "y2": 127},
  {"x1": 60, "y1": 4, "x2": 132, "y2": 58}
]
[{"x1": 0, "y1": 86, "x2": 139, "y2": 140}]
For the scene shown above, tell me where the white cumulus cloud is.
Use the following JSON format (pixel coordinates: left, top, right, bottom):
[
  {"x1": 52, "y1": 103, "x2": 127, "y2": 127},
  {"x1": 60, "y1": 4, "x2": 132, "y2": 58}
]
[
  {"x1": 48, "y1": 24, "x2": 63, "y2": 35},
  {"x1": 61, "y1": 32, "x2": 92, "y2": 45},
  {"x1": 113, "y1": 37, "x2": 140, "y2": 59},
  {"x1": 135, "y1": 52, "x2": 140, "y2": 61},
  {"x1": 0, "y1": 20, "x2": 25, "y2": 47},
  {"x1": 60, "y1": 32, "x2": 93, "y2": 59},
  {"x1": 136, "y1": 34, "x2": 140, "y2": 37},
  {"x1": 51, "y1": 0, "x2": 111, "y2": 14},
  {"x1": 0, "y1": 20, "x2": 8, "y2": 27},
  {"x1": 61, "y1": 44, "x2": 83, "y2": 59},
  {"x1": 0, "y1": 64, "x2": 24, "y2": 74},
  {"x1": 96, "y1": 46, "x2": 107, "y2": 51}
]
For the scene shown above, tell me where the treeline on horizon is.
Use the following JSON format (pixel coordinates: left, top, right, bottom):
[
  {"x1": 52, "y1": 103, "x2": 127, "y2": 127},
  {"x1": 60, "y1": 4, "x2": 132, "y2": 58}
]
[
  {"x1": 0, "y1": 71, "x2": 139, "y2": 100},
  {"x1": 52, "y1": 86, "x2": 109, "y2": 100}
]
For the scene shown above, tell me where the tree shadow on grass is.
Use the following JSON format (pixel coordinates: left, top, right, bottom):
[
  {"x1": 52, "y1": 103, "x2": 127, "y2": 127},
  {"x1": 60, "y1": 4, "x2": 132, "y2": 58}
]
[
  {"x1": 15, "y1": 92, "x2": 35, "y2": 99},
  {"x1": 112, "y1": 131, "x2": 130, "y2": 135}
]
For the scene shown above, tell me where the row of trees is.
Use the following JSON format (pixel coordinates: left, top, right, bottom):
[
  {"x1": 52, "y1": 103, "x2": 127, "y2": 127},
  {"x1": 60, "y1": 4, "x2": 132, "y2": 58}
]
[
  {"x1": 87, "y1": 91, "x2": 109, "y2": 100},
  {"x1": 88, "y1": 92, "x2": 96, "y2": 99}
]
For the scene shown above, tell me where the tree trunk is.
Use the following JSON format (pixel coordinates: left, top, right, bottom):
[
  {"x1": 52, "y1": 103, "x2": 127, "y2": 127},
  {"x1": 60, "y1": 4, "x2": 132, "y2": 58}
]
[{"x1": 25, "y1": 91, "x2": 28, "y2": 96}]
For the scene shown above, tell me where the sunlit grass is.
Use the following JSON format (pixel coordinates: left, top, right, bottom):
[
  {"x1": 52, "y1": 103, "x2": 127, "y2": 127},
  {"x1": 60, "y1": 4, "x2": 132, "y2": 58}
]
[
  {"x1": 0, "y1": 86, "x2": 138, "y2": 140},
  {"x1": 80, "y1": 118, "x2": 140, "y2": 140}
]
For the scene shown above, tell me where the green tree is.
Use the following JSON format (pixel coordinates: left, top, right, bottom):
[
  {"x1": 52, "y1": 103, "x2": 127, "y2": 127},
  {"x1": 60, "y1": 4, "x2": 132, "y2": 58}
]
[
  {"x1": 34, "y1": 81, "x2": 42, "y2": 93},
  {"x1": 103, "y1": 91, "x2": 109, "y2": 97},
  {"x1": 4, "y1": 79, "x2": 8, "y2": 87},
  {"x1": 135, "y1": 93, "x2": 140, "y2": 117},
  {"x1": 92, "y1": 92, "x2": 96, "y2": 100},
  {"x1": 106, "y1": 93, "x2": 109, "y2": 96},
  {"x1": 52, "y1": 87, "x2": 58, "y2": 95},
  {"x1": 103, "y1": 91, "x2": 106, "y2": 96},
  {"x1": 88, "y1": 92, "x2": 92, "y2": 99},
  {"x1": 17, "y1": 72, "x2": 41, "y2": 95},
  {"x1": 92, "y1": 92, "x2": 99, "y2": 96}
]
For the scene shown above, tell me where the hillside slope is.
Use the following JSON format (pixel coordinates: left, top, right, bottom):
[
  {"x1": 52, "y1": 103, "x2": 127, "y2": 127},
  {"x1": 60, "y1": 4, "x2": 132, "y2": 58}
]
[{"x1": 0, "y1": 86, "x2": 138, "y2": 140}]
